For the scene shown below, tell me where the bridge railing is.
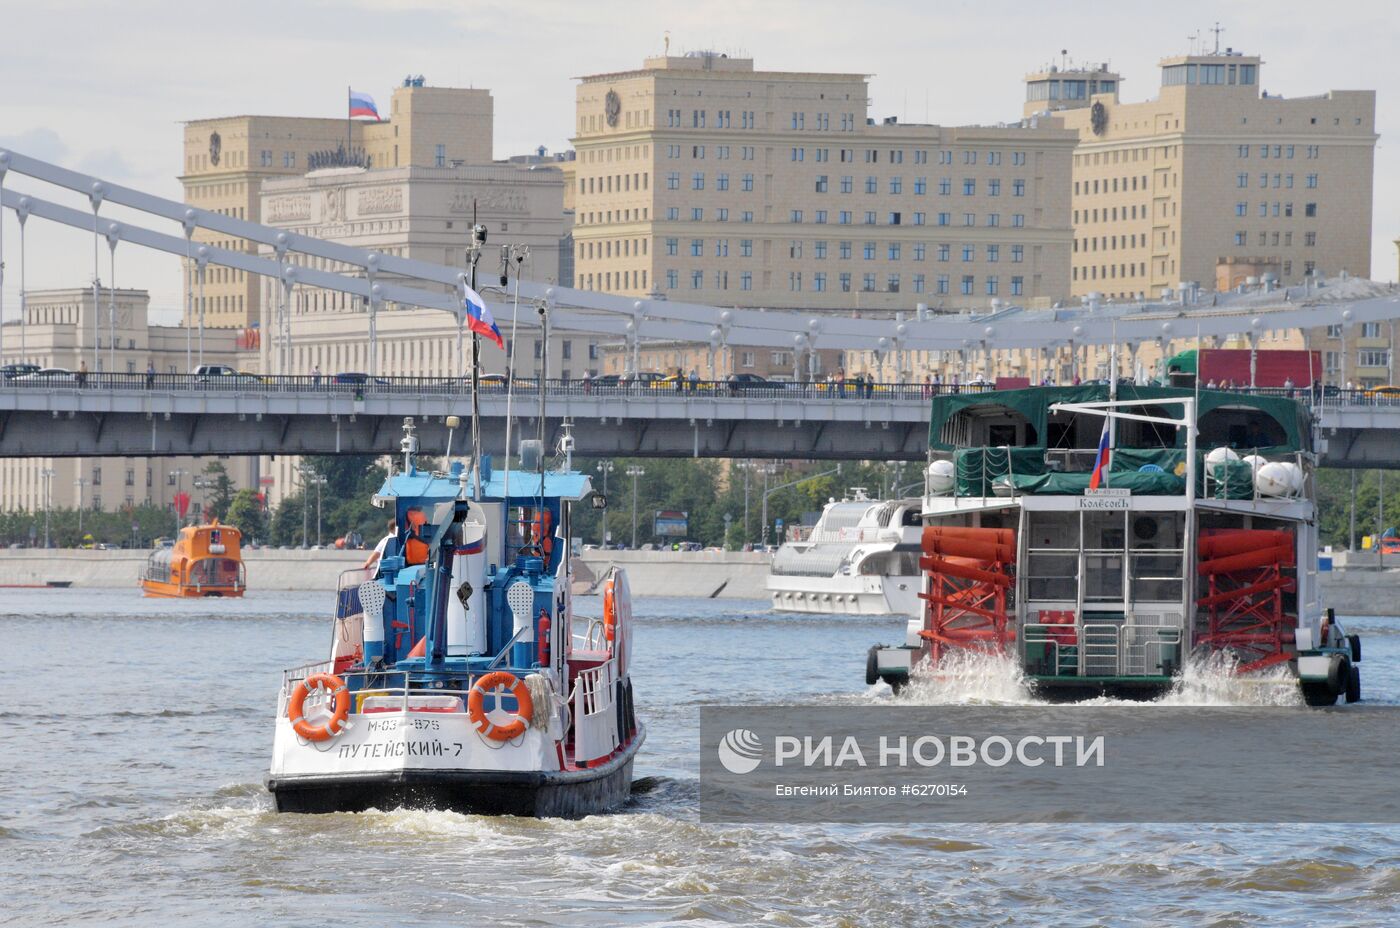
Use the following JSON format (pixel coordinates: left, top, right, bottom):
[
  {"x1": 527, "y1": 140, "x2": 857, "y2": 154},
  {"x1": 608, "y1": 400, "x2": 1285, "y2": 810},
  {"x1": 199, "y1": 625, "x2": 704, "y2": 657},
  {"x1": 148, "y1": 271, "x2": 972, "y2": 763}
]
[{"x1": 1, "y1": 372, "x2": 1398, "y2": 408}]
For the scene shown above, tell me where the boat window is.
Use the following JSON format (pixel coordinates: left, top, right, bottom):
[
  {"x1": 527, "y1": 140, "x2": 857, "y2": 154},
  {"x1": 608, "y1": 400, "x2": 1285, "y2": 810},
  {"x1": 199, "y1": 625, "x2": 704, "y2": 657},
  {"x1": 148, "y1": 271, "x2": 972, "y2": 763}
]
[
  {"x1": 1026, "y1": 511, "x2": 1079, "y2": 602},
  {"x1": 1117, "y1": 405, "x2": 1177, "y2": 449},
  {"x1": 941, "y1": 404, "x2": 1037, "y2": 448},
  {"x1": 1199, "y1": 406, "x2": 1287, "y2": 450}
]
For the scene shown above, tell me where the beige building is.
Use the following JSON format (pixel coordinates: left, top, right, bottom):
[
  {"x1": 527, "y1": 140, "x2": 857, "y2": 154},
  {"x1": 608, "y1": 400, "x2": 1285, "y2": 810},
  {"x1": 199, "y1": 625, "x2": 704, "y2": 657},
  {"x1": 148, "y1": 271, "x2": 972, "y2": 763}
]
[
  {"x1": 1023, "y1": 48, "x2": 1377, "y2": 300},
  {"x1": 0, "y1": 287, "x2": 254, "y2": 515},
  {"x1": 571, "y1": 52, "x2": 1076, "y2": 312},
  {"x1": 181, "y1": 80, "x2": 495, "y2": 330}
]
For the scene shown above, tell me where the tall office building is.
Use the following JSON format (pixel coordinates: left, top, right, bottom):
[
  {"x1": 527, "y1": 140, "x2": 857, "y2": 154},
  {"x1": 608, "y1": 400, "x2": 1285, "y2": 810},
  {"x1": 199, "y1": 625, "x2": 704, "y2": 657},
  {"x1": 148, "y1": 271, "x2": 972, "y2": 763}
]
[
  {"x1": 180, "y1": 80, "x2": 494, "y2": 330},
  {"x1": 571, "y1": 53, "x2": 1076, "y2": 313},
  {"x1": 1023, "y1": 47, "x2": 1376, "y2": 300}
]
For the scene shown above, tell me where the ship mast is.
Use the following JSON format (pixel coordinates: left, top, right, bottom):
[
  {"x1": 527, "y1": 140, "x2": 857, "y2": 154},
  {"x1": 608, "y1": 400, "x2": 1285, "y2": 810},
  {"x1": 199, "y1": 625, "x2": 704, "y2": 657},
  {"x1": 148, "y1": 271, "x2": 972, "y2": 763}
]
[{"x1": 465, "y1": 217, "x2": 487, "y2": 500}]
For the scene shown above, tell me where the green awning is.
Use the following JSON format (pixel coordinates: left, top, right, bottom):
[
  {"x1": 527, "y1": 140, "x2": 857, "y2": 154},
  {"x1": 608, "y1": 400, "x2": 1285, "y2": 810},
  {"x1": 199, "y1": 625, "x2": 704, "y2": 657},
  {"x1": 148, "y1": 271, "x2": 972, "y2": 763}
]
[{"x1": 927, "y1": 385, "x2": 1309, "y2": 454}]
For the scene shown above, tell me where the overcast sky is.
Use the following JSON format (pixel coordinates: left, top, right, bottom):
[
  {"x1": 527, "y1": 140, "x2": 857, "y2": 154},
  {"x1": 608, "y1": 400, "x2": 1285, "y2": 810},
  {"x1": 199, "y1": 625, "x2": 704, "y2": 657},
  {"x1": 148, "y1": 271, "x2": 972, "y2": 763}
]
[{"x1": 1, "y1": 0, "x2": 1395, "y2": 325}]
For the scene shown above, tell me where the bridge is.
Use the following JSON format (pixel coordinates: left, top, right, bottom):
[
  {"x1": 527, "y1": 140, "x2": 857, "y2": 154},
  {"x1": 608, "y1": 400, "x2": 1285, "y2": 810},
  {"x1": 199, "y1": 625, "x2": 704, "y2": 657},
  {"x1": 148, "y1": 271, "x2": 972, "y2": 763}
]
[{"x1": 2, "y1": 375, "x2": 1398, "y2": 466}]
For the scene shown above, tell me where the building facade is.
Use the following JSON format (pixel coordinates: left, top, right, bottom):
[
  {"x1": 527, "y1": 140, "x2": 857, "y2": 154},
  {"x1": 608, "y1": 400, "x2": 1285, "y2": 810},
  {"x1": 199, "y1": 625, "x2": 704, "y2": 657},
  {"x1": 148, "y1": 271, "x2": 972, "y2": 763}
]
[
  {"x1": 571, "y1": 53, "x2": 1076, "y2": 312},
  {"x1": 1023, "y1": 48, "x2": 1377, "y2": 300},
  {"x1": 181, "y1": 81, "x2": 495, "y2": 330},
  {"x1": 0, "y1": 287, "x2": 254, "y2": 515},
  {"x1": 254, "y1": 162, "x2": 583, "y2": 506}
]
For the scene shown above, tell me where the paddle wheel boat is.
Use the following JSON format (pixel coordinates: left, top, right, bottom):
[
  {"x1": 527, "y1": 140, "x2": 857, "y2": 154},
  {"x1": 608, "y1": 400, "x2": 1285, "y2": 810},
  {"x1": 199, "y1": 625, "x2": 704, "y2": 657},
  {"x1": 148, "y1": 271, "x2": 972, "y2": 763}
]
[{"x1": 866, "y1": 385, "x2": 1361, "y2": 705}]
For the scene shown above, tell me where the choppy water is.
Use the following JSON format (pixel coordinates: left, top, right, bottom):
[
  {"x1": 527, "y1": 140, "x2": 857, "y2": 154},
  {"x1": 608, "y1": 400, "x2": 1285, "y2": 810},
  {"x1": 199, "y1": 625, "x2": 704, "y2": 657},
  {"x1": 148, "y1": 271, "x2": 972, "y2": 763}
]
[{"x1": 4, "y1": 588, "x2": 1400, "y2": 926}]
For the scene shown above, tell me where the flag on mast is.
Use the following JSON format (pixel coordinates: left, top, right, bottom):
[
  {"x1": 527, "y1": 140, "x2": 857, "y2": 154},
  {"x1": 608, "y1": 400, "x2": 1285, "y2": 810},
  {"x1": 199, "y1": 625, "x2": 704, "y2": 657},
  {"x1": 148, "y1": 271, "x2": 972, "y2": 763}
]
[
  {"x1": 462, "y1": 285, "x2": 505, "y2": 350},
  {"x1": 1089, "y1": 417, "x2": 1111, "y2": 489},
  {"x1": 348, "y1": 90, "x2": 380, "y2": 120}
]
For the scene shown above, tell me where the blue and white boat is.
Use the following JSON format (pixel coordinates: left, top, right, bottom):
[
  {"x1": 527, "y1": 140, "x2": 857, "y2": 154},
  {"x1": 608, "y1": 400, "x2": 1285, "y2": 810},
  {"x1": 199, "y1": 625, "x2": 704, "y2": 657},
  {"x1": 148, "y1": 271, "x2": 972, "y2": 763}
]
[{"x1": 267, "y1": 418, "x2": 643, "y2": 816}]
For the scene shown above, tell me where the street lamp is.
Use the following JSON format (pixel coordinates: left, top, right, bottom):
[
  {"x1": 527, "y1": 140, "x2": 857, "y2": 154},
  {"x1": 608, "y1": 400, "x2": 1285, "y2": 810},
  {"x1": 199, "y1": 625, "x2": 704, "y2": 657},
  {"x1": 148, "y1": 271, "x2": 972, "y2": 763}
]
[
  {"x1": 596, "y1": 461, "x2": 615, "y2": 547},
  {"x1": 625, "y1": 465, "x2": 646, "y2": 549},
  {"x1": 761, "y1": 463, "x2": 841, "y2": 549},
  {"x1": 41, "y1": 468, "x2": 55, "y2": 549},
  {"x1": 308, "y1": 473, "x2": 328, "y2": 547},
  {"x1": 74, "y1": 476, "x2": 89, "y2": 535}
]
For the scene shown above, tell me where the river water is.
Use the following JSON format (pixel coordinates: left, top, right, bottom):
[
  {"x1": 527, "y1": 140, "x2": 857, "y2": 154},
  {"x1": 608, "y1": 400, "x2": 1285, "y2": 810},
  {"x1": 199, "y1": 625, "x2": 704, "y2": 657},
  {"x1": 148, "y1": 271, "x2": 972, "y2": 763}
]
[{"x1": 4, "y1": 588, "x2": 1400, "y2": 927}]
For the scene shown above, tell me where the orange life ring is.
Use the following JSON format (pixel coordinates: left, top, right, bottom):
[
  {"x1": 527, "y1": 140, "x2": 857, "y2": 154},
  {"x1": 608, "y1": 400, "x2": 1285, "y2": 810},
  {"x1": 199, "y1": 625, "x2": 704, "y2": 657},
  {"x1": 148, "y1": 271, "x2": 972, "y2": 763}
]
[
  {"x1": 602, "y1": 578, "x2": 616, "y2": 643},
  {"x1": 288, "y1": 672, "x2": 351, "y2": 742},
  {"x1": 467, "y1": 671, "x2": 534, "y2": 741}
]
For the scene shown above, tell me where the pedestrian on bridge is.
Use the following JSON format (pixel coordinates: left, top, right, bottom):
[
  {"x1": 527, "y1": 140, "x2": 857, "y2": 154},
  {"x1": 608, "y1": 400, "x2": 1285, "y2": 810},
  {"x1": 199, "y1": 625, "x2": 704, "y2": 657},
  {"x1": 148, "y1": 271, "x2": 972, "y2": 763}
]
[
  {"x1": 312, "y1": 364, "x2": 322, "y2": 387},
  {"x1": 146, "y1": 360, "x2": 156, "y2": 389},
  {"x1": 77, "y1": 360, "x2": 88, "y2": 388}
]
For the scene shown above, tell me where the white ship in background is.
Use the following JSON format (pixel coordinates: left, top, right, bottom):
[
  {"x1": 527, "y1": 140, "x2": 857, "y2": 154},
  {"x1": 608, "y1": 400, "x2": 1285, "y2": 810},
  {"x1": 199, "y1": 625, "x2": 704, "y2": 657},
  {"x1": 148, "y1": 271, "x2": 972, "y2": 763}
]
[{"x1": 768, "y1": 490, "x2": 923, "y2": 615}]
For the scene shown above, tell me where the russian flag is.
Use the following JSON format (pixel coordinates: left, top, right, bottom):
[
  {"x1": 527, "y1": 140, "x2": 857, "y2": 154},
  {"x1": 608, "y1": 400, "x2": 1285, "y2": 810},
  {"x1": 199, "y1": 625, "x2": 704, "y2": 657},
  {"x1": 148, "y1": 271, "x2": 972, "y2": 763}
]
[
  {"x1": 349, "y1": 90, "x2": 380, "y2": 120},
  {"x1": 1089, "y1": 418, "x2": 1111, "y2": 489},
  {"x1": 462, "y1": 285, "x2": 505, "y2": 350}
]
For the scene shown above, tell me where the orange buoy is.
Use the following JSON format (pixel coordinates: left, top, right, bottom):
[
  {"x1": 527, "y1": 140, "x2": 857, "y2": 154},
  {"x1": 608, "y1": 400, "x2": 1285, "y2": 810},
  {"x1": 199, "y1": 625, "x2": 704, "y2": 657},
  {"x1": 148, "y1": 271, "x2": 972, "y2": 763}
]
[
  {"x1": 467, "y1": 671, "x2": 534, "y2": 741},
  {"x1": 287, "y1": 672, "x2": 351, "y2": 742}
]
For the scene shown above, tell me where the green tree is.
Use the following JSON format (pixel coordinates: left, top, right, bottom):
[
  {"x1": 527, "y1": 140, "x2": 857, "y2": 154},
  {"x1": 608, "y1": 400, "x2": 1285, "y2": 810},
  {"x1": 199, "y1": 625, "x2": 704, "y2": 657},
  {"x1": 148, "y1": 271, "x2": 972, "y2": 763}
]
[
  {"x1": 226, "y1": 488, "x2": 267, "y2": 542},
  {"x1": 201, "y1": 461, "x2": 236, "y2": 522}
]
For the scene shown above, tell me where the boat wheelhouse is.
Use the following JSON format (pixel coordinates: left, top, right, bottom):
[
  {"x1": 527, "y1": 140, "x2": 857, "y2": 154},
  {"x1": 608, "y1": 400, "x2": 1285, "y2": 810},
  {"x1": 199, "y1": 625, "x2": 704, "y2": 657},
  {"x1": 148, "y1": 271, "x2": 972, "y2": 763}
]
[
  {"x1": 140, "y1": 521, "x2": 245, "y2": 597},
  {"x1": 267, "y1": 419, "x2": 643, "y2": 817},
  {"x1": 866, "y1": 385, "x2": 1361, "y2": 705},
  {"x1": 768, "y1": 492, "x2": 924, "y2": 616}
]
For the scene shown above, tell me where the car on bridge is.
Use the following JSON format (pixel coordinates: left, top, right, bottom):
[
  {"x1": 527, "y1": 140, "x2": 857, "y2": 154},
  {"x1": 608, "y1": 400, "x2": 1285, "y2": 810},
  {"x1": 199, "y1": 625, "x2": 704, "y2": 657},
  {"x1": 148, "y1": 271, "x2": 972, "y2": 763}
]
[
  {"x1": 13, "y1": 367, "x2": 78, "y2": 384},
  {"x1": 724, "y1": 373, "x2": 787, "y2": 394},
  {"x1": 193, "y1": 364, "x2": 264, "y2": 387},
  {"x1": 332, "y1": 372, "x2": 390, "y2": 387},
  {"x1": 1, "y1": 363, "x2": 41, "y2": 381}
]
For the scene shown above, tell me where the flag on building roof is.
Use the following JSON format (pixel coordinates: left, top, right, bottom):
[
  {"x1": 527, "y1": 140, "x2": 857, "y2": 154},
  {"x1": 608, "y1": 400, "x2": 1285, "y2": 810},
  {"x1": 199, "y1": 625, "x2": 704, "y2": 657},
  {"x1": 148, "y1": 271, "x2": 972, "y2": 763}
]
[
  {"x1": 462, "y1": 286, "x2": 504, "y2": 350},
  {"x1": 1088, "y1": 418, "x2": 1111, "y2": 490},
  {"x1": 348, "y1": 90, "x2": 380, "y2": 120}
]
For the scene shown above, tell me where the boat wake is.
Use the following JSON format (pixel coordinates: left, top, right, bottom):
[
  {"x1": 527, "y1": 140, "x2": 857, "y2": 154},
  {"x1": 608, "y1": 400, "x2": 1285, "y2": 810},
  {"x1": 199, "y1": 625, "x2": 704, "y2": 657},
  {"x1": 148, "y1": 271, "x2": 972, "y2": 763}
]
[{"x1": 874, "y1": 648, "x2": 1302, "y2": 707}]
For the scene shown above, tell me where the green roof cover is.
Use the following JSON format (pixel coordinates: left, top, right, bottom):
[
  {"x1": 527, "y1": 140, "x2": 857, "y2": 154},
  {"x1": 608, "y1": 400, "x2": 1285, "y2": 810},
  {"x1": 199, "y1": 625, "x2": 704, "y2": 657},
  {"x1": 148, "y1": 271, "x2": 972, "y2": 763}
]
[
  {"x1": 1165, "y1": 350, "x2": 1198, "y2": 375},
  {"x1": 927, "y1": 384, "x2": 1310, "y2": 455}
]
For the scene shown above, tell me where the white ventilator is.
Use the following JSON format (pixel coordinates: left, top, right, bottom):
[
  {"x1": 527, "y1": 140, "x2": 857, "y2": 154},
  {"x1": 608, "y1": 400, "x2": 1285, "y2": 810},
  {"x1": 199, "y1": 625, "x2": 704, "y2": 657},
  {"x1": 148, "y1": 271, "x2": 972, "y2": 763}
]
[
  {"x1": 448, "y1": 515, "x2": 489, "y2": 655},
  {"x1": 359, "y1": 580, "x2": 386, "y2": 657},
  {"x1": 508, "y1": 579, "x2": 536, "y2": 645}
]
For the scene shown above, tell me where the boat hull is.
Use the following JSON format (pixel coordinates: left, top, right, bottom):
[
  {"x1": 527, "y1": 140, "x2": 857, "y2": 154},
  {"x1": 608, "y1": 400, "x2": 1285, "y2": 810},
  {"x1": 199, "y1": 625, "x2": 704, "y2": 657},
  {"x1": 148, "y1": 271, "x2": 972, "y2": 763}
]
[
  {"x1": 769, "y1": 574, "x2": 920, "y2": 616},
  {"x1": 267, "y1": 726, "x2": 644, "y2": 818},
  {"x1": 141, "y1": 579, "x2": 244, "y2": 598}
]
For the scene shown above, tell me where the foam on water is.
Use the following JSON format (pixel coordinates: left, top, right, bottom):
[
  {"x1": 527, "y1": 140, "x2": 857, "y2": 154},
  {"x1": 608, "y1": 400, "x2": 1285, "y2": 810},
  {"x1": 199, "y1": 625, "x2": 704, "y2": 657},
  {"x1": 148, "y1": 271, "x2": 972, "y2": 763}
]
[{"x1": 875, "y1": 647, "x2": 1303, "y2": 707}]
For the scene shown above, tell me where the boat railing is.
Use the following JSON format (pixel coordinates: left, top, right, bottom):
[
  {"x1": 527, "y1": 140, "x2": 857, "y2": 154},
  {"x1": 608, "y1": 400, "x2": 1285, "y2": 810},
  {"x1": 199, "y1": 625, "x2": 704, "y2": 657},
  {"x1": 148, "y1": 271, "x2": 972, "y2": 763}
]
[
  {"x1": 277, "y1": 660, "x2": 521, "y2": 720},
  {"x1": 1022, "y1": 622, "x2": 1183, "y2": 678},
  {"x1": 568, "y1": 657, "x2": 619, "y2": 764}
]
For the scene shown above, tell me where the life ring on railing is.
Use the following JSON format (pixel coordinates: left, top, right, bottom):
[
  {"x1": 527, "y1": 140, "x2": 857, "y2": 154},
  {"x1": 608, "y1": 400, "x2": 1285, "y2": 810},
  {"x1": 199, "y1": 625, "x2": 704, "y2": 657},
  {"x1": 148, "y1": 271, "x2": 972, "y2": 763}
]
[
  {"x1": 287, "y1": 672, "x2": 351, "y2": 742},
  {"x1": 602, "y1": 578, "x2": 617, "y2": 644},
  {"x1": 467, "y1": 671, "x2": 534, "y2": 741}
]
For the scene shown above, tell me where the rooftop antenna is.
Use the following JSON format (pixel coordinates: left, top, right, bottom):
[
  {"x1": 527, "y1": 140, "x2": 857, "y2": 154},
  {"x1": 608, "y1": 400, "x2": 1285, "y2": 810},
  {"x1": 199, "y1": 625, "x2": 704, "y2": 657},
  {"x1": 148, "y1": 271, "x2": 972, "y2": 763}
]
[
  {"x1": 1061, "y1": 49, "x2": 1068, "y2": 70},
  {"x1": 664, "y1": 30, "x2": 670, "y2": 55},
  {"x1": 1187, "y1": 31, "x2": 1200, "y2": 55},
  {"x1": 1210, "y1": 22, "x2": 1225, "y2": 54}
]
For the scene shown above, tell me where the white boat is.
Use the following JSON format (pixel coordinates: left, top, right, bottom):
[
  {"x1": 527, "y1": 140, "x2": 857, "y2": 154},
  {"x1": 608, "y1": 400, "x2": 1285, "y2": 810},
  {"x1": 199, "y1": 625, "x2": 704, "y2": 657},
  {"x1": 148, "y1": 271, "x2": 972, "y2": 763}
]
[
  {"x1": 767, "y1": 490, "x2": 923, "y2": 615},
  {"x1": 266, "y1": 419, "x2": 643, "y2": 816}
]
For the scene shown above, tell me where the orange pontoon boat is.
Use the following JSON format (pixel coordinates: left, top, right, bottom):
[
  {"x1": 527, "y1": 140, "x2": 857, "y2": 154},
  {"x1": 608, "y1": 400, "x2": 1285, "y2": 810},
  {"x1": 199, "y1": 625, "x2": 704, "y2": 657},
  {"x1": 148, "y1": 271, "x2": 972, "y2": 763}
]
[{"x1": 141, "y1": 521, "x2": 246, "y2": 597}]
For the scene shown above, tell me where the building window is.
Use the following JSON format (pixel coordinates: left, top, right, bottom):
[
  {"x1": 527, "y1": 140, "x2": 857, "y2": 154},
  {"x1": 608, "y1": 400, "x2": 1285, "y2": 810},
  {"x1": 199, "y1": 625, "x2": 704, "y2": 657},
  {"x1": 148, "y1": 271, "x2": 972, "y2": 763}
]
[
  {"x1": 1012, "y1": 179, "x2": 1025, "y2": 197},
  {"x1": 717, "y1": 173, "x2": 730, "y2": 191},
  {"x1": 961, "y1": 245, "x2": 974, "y2": 262},
  {"x1": 692, "y1": 172, "x2": 704, "y2": 190},
  {"x1": 985, "y1": 276, "x2": 998, "y2": 296},
  {"x1": 435, "y1": 144, "x2": 446, "y2": 167},
  {"x1": 665, "y1": 238, "x2": 678, "y2": 256},
  {"x1": 790, "y1": 210, "x2": 804, "y2": 223},
  {"x1": 741, "y1": 173, "x2": 754, "y2": 192},
  {"x1": 715, "y1": 239, "x2": 729, "y2": 257},
  {"x1": 1234, "y1": 231, "x2": 1247, "y2": 246},
  {"x1": 741, "y1": 351, "x2": 755, "y2": 368},
  {"x1": 1359, "y1": 350, "x2": 1391, "y2": 368},
  {"x1": 813, "y1": 273, "x2": 827, "y2": 292},
  {"x1": 1237, "y1": 173, "x2": 1248, "y2": 188},
  {"x1": 691, "y1": 270, "x2": 703, "y2": 289},
  {"x1": 988, "y1": 179, "x2": 1001, "y2": 197},
  {"x1": 863, "y1": 242, "x2": 876, "y2": 260},
  {"x1": 889, "y1": 177, "x2": 903, "y2": 195},
  {"x1": 938, "y1": 178, "x2": 952, "y2": 195},
  {"x1": 936, "y1": 275, "x2": 949, "y2": 295},
  {"x1": 666, "y1": 172, "x2": 680, "y2": 190},
  {"x1": 862, "y1": 273, "x2": 876, "y2": 292},
  {"x1": 840, "y1": 241, "x2": 853, "y2": 260},
  {"x1": 815, "y1": 175, "x2": 828, "y2": 193},
  {"x1": 987, "y1": 244, "x2": 999, "y2": 263},
  {"x1": 841, "y1": 176, "x2": 854, "y2": 194},
  {"x1": 839, "y1": 211, "x2": 852, "y2": 225},
  {"x1": 1236, "y1": 202, "x2": 1247, "y2": 217},
  {"x1": 1306, "y1": 174, "x2": 1318, "y2": 189},
  {"x1": 260, "y1": 150, "x2": 273, "y2": 167},
  {"x1": 1011, "y1": 214, "x2": 1025, "y2": 228},
  {"x1": 938, "y1": 244, "x2": 950, "y2": 262},
  {"x1": 740, "y1": 272, "x2": 752, "y2": 291},
  {"x1": 888, "y1": 212, "x2": 901, "y2": 225},
  {"x1": 962, "y1": 178, "x2": 976, "y2": 196},
  {"x1": 840, "y1": 273, "x2": 852, "y2": 292},
  {"x1": 912, "y1": 274, "x2": 926, "y2": 293},
  {"x1": 741, "y1": 239, "x2": 753, "y2": 257},
  {"x1": 865, "y1": 176, "x2": 878, "y2": 194},
  {"x1": 1011, "y1": 276, "x2": 1024, "y2": 296},
  {"x1": 913, "y1": 243, "x2": 926, "y2": 260},
  {"x1": 814, "y1": 241, "x2": 828, "y2": 259},
  {"x1": 887, "y1": 274, "x2": 900, "y2": 293},
  {"x1": 1305, "y1": 202, "x2": 1317, "y2": 217},
  {"x1": 691, "y1": 207, "x2": 703, "y2": 221},
  {"x1": 1362, "y1": 322, "x2": 1382, "y2": 338},
  {"x1": 963, "y1": 212, "x2": 975, "y2": 227},
  {"x1": 960, "y1": 275, "x2": 974, "y2": 296},
  {"x1": 666, "y1": 270, "x2": 678, "y2": 289},
  {"x1": 914, "y1": 177, "x2": 927, "y2": 195},
  {"x1": 888, "y1": 243, "x2": 901, "y2": 260},
  {"x1": 938, "y1": 212, "x2": 951, "y2": 226}
]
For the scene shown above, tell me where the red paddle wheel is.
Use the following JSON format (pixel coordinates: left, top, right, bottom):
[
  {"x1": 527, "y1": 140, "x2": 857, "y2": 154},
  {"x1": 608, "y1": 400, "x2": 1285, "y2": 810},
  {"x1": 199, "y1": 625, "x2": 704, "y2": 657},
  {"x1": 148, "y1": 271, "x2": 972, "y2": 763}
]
[
  {"x1": 1195, "y1": 529, "x2": 1296, "y2": 673},
  {"x1": 918, "y1": 526, "x2": 1016, "y2": 663}
]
